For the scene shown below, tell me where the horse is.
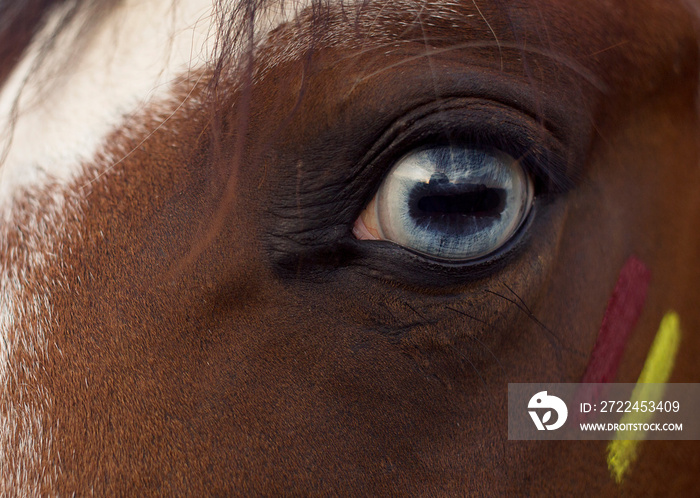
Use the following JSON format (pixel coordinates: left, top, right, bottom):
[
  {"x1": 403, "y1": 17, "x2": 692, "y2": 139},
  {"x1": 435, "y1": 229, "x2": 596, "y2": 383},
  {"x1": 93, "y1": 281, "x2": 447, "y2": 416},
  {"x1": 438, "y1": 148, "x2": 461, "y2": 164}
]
[{"x1": 1, "y1": 0, "x2": 699, "y2": 494}]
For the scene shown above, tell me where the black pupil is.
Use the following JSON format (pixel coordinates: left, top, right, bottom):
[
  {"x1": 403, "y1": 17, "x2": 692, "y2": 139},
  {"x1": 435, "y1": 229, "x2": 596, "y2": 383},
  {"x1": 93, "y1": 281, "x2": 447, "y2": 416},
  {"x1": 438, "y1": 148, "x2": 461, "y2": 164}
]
[
  {"x1": 408, "y1": 173, "x2": 507, "y2": 232},
  {"x1": 416, "y1": 187, "x2": 504, "y2": 215}
]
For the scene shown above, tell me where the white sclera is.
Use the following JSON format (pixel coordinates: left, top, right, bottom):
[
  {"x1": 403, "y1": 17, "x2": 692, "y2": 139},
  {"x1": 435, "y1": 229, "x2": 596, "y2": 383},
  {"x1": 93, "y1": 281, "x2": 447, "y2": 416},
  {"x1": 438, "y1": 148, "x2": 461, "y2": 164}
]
[{"x1": 374, "y1": 146, "x2": 533, "y2": 261}]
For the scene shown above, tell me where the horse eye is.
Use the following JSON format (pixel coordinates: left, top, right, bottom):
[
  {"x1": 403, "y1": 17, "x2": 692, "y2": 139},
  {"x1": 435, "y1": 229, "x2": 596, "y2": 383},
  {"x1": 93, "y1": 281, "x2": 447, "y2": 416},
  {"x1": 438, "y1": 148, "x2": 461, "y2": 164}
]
[{"x1": 353, "y1": 146, "x2": 534, "y2": 261}]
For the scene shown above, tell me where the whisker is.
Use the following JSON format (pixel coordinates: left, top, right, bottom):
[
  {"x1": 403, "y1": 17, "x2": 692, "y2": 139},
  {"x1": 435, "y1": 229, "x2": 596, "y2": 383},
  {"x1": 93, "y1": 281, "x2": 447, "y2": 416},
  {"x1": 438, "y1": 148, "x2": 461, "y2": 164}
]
[
  {"x1": 503, "y1": 282, "x2": 532, "y2": 315},
  {"x1": 402, "y1": 300, "x2": 506, "y2": 376},
  {"x1": 486, "y1": 288, "x2": 555, "y2": 337},
  {"x1": 485, "y1": 287, "x2": 586, "y2": 360},
  {"x1": 445, "y1": 305, "x2": 488, "y2": 326},
  {"x1": 402, "y1": 301, "x2": 436, "y2": 325}
]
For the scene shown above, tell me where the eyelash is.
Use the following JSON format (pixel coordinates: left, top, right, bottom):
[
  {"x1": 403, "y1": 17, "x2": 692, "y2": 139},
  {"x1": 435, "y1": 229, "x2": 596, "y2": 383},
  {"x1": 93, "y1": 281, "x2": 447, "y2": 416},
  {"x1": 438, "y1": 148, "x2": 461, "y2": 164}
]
[{"x1": 355, "y1": 98, "x2": 574, "y2": 218}]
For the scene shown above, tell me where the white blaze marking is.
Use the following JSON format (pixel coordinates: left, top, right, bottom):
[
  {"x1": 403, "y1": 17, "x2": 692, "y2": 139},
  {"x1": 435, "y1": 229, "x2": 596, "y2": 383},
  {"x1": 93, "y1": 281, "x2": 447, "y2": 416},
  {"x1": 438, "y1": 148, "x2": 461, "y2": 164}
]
[
  {"x1": 0, "y1": 0, "x2": 216, "y2": 212},
  {"x1": 0, "y1": 0, "x2": 311, "y2": 492},
  {"x1": 0, "y1": 1, "x2": 215, "y2": 489}
]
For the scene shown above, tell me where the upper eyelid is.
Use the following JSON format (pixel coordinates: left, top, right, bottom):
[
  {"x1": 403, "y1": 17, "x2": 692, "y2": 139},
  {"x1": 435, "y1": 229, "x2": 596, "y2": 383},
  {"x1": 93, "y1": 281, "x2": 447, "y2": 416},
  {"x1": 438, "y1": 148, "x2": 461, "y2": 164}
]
[{"x1": 353, "y1": 98, "x2": 578, "y2": 205}]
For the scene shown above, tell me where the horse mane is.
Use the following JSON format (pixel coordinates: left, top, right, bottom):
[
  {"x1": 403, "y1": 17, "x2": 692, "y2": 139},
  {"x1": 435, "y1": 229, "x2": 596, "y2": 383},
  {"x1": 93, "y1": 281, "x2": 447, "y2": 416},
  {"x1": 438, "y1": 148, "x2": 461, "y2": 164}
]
[{"x1": 0, "y1": 0, "x2": 121, "y2": 86}]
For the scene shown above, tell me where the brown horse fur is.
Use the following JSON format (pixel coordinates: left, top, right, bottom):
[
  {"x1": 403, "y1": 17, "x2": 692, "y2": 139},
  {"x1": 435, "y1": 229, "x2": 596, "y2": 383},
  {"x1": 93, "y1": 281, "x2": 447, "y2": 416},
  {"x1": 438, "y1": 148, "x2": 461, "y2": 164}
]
[{"x1": 1, "y1": 0, "x2": 700, "y2": 495}]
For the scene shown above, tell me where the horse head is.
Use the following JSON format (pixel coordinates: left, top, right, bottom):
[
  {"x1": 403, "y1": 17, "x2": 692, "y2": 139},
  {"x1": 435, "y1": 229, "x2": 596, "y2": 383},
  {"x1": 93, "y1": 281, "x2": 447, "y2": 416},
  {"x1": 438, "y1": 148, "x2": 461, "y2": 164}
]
[{"x1": 1, "y1": 0, "x2": 699, "y2": 494}]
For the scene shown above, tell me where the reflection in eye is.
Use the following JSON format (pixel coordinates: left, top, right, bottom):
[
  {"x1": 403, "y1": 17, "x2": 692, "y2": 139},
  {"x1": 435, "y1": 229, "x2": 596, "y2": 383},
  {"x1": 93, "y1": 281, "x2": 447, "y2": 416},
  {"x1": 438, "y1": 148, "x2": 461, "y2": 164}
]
[{"x1": 353, "y1": 146, "x2": 534, "y2": 261}]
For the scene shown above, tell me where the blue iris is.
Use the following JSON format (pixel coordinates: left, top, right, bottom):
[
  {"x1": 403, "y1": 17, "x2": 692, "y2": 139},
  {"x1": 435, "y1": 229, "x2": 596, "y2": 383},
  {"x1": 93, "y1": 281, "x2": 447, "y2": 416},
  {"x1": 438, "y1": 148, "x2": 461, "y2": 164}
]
[{"x1": 374, "y1": 146, "x2": 533, "y2": 260}]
